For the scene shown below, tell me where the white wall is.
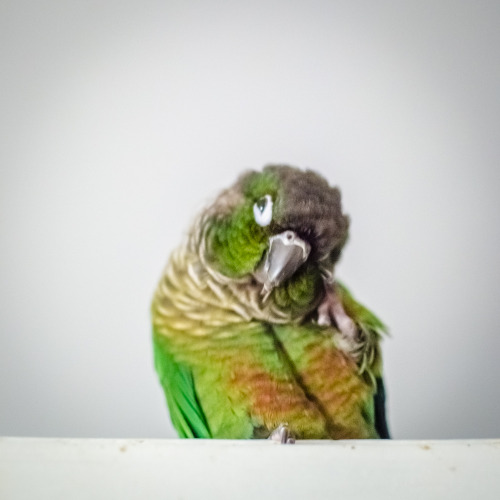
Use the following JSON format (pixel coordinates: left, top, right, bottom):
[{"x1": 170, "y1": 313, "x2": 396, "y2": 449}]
[{"x1": 1, "y1": 0, "x2": 499, "y2": 439}]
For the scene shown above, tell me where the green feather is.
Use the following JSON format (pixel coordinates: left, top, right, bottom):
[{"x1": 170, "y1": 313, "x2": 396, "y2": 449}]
[{"x1": 153, "y1": 332, "x2": 211, "y2": 438}]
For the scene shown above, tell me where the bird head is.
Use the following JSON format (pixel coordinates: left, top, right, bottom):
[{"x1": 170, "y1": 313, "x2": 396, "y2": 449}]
[{"x1": 200, "y1": 165, "x2": 349, "y2": 312}]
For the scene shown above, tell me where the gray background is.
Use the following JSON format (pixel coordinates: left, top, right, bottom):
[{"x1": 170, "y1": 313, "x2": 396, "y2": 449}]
[{"x1": 1, "y1": 0, "x2": 499, "y2": 439}]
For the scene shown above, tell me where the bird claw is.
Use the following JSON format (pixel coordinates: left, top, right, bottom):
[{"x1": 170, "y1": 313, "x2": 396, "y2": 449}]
[
  {"x1": 317, "y1": 285, "x2": 358, "y2": 341},
  {"x1": 317, "y1": 283, "x2": 367, "y2": 364},
  {"x1": 268, "y1": 424, "x2": 295, "y2": 444}
]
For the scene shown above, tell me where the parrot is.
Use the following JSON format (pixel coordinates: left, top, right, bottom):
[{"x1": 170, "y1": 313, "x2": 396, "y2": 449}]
[{"x1": 152, "y1": 165, "x2": 389, "y2": 441}]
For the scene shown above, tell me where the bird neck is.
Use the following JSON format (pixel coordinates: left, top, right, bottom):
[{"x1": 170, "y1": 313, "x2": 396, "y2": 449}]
[{"x1": 151, "y1": 224, "x2": 325, "y2": 339}]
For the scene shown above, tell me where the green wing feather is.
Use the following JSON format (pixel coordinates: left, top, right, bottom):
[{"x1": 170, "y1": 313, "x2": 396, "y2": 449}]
[
  {"x1": 153, "y1": 332, "x2": 212, "y2": 438},
  {"x1": 337, "y1": 281, "x2": 386, "y2": 332}
]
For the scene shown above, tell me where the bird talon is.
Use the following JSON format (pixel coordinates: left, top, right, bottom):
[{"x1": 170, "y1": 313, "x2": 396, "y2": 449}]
[
  {"x1": 318, "y1": 284, "x2": 357, "y2": 340},
  {"x1": 268, "y1": 424, "x2": 295, "y2": 444}
]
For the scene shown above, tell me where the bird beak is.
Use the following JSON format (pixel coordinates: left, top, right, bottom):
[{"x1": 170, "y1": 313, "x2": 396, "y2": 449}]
[{"x1": 254, "y1": 230, "x2": 311, "y2": 293}]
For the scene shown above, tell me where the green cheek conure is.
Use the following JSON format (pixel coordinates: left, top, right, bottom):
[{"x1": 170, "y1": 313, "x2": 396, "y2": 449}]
[{"x1": 152, "y1": 165, "x2": 390, "y2": 441}]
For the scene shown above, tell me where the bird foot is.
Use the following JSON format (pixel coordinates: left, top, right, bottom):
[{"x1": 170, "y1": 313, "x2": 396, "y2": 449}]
[
  {"x1": 268, "y1": 424, "x2": 295, "y2": 444},
  {"x1": 317, "y1": 283, "x2": 362, "y2": 360},
  {"x1": 317, "y1": 285, "x2": 357, "y2": 339}
]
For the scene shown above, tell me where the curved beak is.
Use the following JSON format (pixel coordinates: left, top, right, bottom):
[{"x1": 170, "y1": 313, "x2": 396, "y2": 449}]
[{"x1": 253, "y1": 230, "x2": 311, "y2": 293}]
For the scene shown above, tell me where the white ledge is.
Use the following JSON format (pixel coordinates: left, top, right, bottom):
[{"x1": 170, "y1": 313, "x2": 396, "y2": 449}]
[{"x1": 1, "y1": 438, "x2": 499, "y2": 499}]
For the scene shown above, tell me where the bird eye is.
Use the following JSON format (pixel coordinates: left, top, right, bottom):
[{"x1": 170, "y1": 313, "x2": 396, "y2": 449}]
[{"x1": 253, "y1": 195, "x2": 273, "y2": 227}]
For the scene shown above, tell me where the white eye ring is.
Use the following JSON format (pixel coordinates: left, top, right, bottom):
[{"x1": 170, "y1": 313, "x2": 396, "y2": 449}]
[{"x1": 253, "y1": 194, "x2": 273, "y2": 227}]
